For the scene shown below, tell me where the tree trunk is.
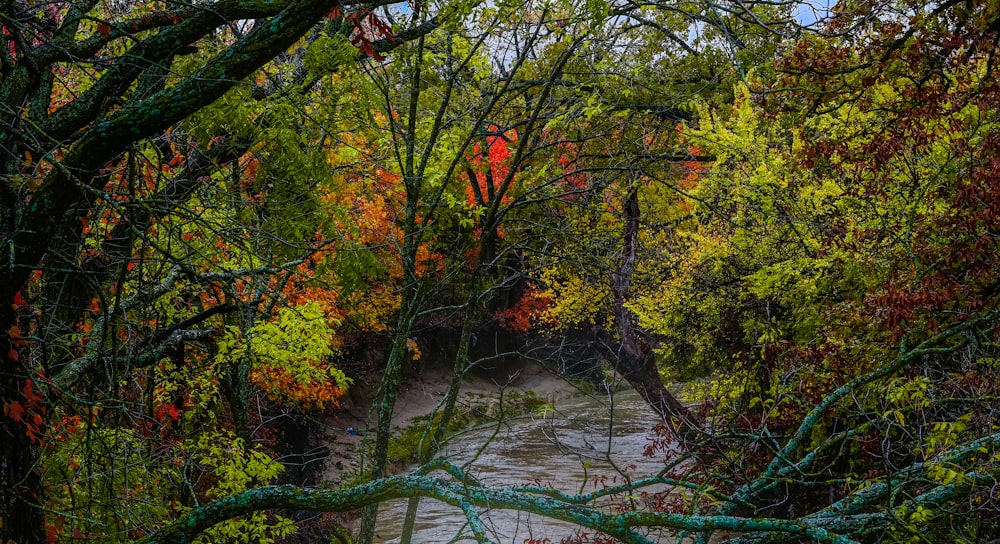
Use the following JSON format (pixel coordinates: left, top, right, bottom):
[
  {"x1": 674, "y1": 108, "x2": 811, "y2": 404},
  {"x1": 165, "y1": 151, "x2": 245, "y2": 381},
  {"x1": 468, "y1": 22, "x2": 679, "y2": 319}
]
[
  {"x1": 357, "y1": 328, "x2": 412, "y2": 544},
  {"x1": 399, "y1": 210, "x2": 501, "y2": 544},
  {"x1": 0, "y1": 327, "x2": 45, "y2": 544},
  {"x1": 399, "y1": 305, "x2": 479, "y2": 544},
  {"x1": 606, "y1": 185, "x2": 703, "y2": 445},
  {"x1": 225, "y1": 356, "x2": 253, "y2": 444}
]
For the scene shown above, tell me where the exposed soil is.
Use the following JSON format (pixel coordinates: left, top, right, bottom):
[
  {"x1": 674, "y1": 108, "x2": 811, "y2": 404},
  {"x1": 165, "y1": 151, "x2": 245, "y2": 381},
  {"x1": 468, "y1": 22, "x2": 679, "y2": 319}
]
[{"x1": 316, "y1": 356, "x2": 582, "y2": 486}]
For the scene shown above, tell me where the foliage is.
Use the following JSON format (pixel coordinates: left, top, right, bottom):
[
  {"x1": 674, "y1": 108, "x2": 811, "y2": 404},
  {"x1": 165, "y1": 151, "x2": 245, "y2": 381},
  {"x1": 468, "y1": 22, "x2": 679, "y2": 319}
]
[
  {"x1": 223, "y1": 301, "x2": 351, "y2": 409},
  {"x1": 640, "y1": 1, "x2": 1000, "y2": 540},
  {"x1": 185, "y1": 432, "x2": 295, "y2": 544},
  {"x1": 6, "y1": 0, "x2": 1000, "y2": 543},
  {"x1": 0, "y1": 0, "x2": 430, "y2": 541}
]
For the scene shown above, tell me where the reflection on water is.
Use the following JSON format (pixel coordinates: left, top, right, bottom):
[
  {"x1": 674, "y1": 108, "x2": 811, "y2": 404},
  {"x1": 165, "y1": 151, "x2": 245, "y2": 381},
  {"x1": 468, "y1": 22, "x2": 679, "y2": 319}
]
[{"x1": 373, "y1": 386, "x2": 674, "y2": 543}]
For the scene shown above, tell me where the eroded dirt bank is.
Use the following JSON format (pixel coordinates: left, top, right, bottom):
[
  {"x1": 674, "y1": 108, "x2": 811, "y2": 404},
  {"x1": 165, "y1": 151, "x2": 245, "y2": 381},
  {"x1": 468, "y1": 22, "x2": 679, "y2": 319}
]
[{"x1": 317, "y1": 356, "x2": 583, "y2": 486}]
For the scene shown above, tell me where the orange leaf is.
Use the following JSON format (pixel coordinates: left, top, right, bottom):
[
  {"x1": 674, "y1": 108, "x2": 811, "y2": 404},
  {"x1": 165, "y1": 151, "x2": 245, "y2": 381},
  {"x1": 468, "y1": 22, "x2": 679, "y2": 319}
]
[
  {"x1": 22, "y1": 379, "x2": 36, "y2": 402},
  {"x1": 5, "y1": 401, "x2": 24, "y2": 422},
  {"x1": 45, "y1": 519, "x2": 59, "y2": 544}
]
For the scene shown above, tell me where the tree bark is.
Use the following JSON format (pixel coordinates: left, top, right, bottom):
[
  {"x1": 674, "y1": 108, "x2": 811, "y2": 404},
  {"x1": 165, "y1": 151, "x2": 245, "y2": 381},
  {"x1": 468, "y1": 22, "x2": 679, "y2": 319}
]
[
  {"x1": 135, "y1": 476, "x2": 864, "y2": 544},
  {"x1": 398, "y1": 318, "x2": 476, "y2": 544},
  {"x1": 606, "y1": 184, "x2": 704, "y2": 445}
]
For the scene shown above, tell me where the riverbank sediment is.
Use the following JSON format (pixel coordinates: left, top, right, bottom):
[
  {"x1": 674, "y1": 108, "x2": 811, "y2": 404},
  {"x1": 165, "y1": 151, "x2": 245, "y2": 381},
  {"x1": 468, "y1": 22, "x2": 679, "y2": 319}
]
[{"x1": 317, "y1": 356, "x2": 583, "y2": 486}]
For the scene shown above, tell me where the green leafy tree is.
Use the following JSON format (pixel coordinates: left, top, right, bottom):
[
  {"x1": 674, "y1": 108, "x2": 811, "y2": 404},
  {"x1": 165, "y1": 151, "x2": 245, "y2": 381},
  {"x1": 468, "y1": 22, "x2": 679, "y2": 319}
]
[
  {"x1": 328, "y1": 3, "x2": 622, "y2": 539},
  {"x1": 625, "y1": 2, "x2": 1000, "y2": 541},
  {"x1": 0, "y1": 0, "x2": 433, "y2": 540},
  {"x1": 527, "y1": 0, "x2": 790, "y2": 442}
]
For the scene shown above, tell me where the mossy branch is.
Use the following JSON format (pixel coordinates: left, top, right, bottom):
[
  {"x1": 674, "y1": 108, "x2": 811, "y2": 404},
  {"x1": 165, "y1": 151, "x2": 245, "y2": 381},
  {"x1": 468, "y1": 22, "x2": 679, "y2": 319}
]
[{"x1": 136, "y1": 474, "x2": 861, "y2": 544}]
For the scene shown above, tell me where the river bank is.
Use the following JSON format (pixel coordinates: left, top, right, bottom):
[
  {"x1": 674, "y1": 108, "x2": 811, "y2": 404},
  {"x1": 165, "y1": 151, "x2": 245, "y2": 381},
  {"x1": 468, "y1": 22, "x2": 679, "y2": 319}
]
[{"x1": 317, "y1": 357, "x2": 587, "y2": 487}]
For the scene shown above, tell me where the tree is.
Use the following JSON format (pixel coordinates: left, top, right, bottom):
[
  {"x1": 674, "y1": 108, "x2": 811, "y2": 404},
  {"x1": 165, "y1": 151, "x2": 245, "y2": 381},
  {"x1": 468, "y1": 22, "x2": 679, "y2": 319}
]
[
  {"x1": 325, "y1": 4, "x2": 625, "y2": 539},
  {"x1": 8, "y1": 0, "x2": 1000, "y2": 542},
  {"x1": 0, "y1": 0, "x2": 434, "y2": 540},
  {"x1": 526, "y1": 0, "x2": 789, "y2": 443},
  {"x1": 621, "y1": 1, "x2": 1000, "y2": 540},
  {"x1": 127, "y1": 22, "x2": 1000, "y2": 535}
]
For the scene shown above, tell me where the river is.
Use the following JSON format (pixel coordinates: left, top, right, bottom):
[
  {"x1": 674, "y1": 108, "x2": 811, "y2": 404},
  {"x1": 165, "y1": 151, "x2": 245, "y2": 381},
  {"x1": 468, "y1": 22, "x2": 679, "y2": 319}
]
[{"x1": 372, "y1": 386, "x2": 675, "y2": 543}]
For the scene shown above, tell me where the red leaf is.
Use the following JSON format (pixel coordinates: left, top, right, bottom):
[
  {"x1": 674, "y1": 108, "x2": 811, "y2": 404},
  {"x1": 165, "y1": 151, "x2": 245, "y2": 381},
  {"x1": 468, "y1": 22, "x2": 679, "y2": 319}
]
[
  {"x1": 97, "y1": 22, "x2": 110, "y2": 38},
  {"x1": 5, "y1": 401, "x2": 24, "y2": 422},
  {"x1": 13, "y1": 291, "x2": 24, "y2": 307},
  {"x1": 8, "y1": 346, "x2": 18, "y2": 362},
  {"x1": 23, "y1": 379, "x2": 38, "y2": 402}
]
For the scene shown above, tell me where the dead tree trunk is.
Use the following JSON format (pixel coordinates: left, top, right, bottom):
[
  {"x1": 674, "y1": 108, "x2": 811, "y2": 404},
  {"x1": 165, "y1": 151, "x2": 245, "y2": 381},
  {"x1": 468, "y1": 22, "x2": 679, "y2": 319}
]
[{"x1": 605, "y1": 184, "x2": 704, "y2": 445}]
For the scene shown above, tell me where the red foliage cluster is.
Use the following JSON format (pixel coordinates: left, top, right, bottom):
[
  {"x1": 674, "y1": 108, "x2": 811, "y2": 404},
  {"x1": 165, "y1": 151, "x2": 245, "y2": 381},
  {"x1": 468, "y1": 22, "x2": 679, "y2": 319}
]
[
  {"x1": 466, "y1": 125, "x2": 518, "y2": 208},
  {"x1": 326, "y1": 7, "x2": 396, "y2": 61},
  {"x1": 554, "y1": 142, "x2": 589, "y2": 197},
  {"x1": 495, "y1": 286, "x2": 552, "y2": 333},
  {"x1": 3, "y1": 378, "x2": 47, "y2": 444}
]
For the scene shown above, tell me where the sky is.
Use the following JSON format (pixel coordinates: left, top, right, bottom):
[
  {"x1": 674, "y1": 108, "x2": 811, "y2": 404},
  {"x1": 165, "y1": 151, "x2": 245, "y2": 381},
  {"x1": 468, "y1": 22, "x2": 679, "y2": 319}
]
[{"x1": 794, "y1": 0, "x2": 836, "y2": 27}]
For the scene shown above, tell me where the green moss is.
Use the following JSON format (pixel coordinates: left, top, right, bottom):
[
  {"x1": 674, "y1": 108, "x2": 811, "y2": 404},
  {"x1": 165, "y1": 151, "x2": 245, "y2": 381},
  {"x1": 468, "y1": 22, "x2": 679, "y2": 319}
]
[{"x1": 386, "y1": 391, "x2": 554, "y2": 466}]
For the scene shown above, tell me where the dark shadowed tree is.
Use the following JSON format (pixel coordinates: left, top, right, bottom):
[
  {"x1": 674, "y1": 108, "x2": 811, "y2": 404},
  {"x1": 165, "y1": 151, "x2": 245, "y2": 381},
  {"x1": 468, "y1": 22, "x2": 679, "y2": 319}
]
[{"x1": 0, "y1": 0, "x2": 434, "y2": 540}]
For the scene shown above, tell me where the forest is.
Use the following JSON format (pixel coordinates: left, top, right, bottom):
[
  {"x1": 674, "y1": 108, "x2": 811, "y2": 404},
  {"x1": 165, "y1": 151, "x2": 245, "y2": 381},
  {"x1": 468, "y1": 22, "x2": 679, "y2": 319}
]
[{"x1": 2, "y1": 0, "x2": 1000, "y2": 542}]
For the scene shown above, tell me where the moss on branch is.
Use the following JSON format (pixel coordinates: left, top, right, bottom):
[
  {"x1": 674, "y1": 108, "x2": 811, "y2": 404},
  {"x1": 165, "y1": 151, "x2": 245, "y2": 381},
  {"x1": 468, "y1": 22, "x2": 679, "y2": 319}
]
[{"x1": 137, "y1": 474, "x2": 861, "y2": 544}]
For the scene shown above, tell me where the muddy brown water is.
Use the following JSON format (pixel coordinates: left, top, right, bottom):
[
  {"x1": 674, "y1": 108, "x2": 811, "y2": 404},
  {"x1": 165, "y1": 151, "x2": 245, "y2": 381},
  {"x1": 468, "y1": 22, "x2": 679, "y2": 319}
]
[{"x1": 371, "y1": 386, "x2": 681, "y2": 543}]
